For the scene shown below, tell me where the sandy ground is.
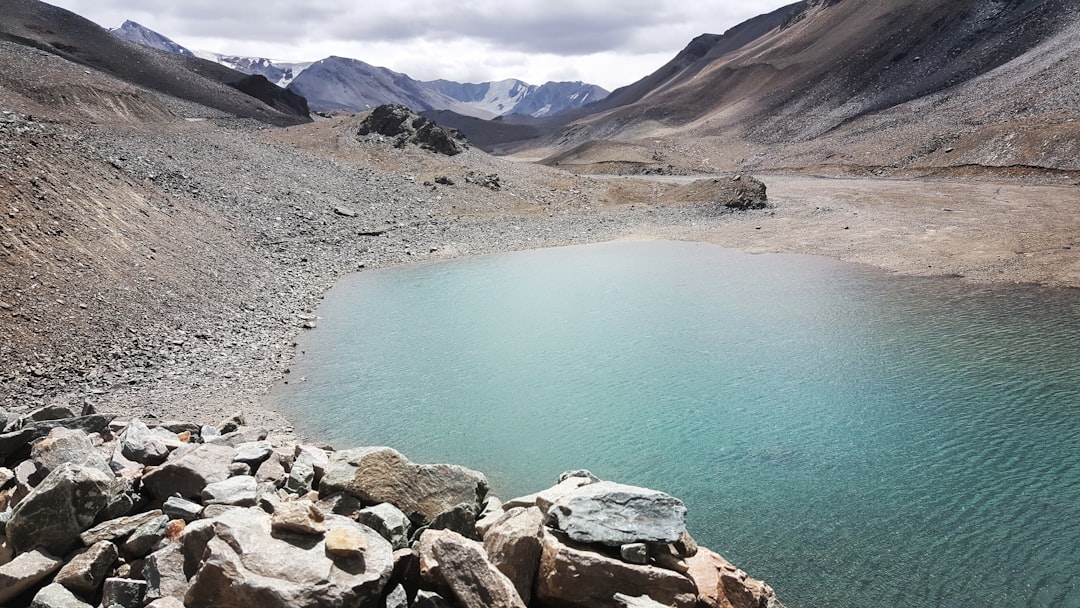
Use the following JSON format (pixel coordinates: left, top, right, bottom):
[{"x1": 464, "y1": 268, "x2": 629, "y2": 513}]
[{"x1": 631, "y1": 174, "x2": 1080, "y2": 288}]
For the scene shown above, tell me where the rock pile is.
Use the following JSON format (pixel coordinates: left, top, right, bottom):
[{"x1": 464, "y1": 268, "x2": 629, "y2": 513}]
[
  {"x1": 357, "y1": 104, "x2": 468, "y2": 156},
  {"x1": 672, "y1": 176, "x2": 769, "y2": 211},
  {"x1": 0, "y1": 407, "x2": 781, "y2": 608}
]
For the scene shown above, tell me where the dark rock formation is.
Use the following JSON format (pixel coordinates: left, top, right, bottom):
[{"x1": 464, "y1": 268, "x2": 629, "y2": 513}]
[{"x1": 357, "y1": 105, "x2": 467, "y2": 156}]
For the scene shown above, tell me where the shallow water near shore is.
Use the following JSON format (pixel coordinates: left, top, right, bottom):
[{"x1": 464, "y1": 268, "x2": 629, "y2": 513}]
[{"x1": 280, "y1": 240, "x2": 1080, "y2": 608}]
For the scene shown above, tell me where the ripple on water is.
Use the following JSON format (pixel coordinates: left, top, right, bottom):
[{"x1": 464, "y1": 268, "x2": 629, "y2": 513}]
[{"x1": 279, "y1": 241, "x2": 1080, "y2": 608}]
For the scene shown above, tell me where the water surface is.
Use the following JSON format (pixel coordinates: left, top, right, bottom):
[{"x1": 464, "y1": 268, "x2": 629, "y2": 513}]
[{"x1": 281, "y1": 240, "x2": 1080, "y2": 608}]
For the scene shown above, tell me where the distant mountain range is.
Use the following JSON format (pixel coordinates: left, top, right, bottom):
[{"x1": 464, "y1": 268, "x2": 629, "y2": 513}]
[{"x1": 109, "y1": 21, "x2": 608, "y2": 118}]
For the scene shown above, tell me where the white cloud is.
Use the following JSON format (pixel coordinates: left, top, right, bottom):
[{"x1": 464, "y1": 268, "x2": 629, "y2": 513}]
[{"x1": 46, "y1": 0, "x2": 794, "y2": 90}]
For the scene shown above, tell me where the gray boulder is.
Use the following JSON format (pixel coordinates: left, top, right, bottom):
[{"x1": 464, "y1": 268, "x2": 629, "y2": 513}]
[
  {"x1": 162, "y1": 495, "x2": 203, "y2": 522},
  {"x1": 6, "y1": 463, "x2": 119, "y2": 554},
  {"x1": 80, "y1": 510, "x2": 166, "y2": 546},
  {"x1": 418, "y1": 529, "x2": 525, "y2": 608},
  {"x1": 30, "y1": 582, "x2": 93, "y2": 608},
  {"x1": 233, "y1": 441, "x2": 273, "y2": 466},
  {"x1": 355, "y1": 502, "x2": 411, "y2": 550},
  {"x1": 102, "y1": 577, "x2": 147, "y2": 608},
  {"x1": 0, "y1": 415, "x2": 114, "y2": 463},
  {"x1": 546, "y1": 481, "x2": 687, "y2": 546},
  {"x1": 270, "y1": 501, "x2": 325, "y2": 536},
  {"x1": 536, "y1": 530, "x2": 697, "y2": 608},
  {"x1": 182, "y1": 507, "x2": 394, "y2": 607},
  {"x1": 428, "y1": 502, "x2": 479, "y2": 539},
  {"x1": 30, "y1": 428, "x2": 112, "y2": 477},
  {"x1": 483, "y1": 506, "x2": 545, "y2": 604},
  {"x1": 201, "y1": 475, "x2": 257, "y2": 506},
  {"x1": 0, "y1": 548, "x2": 64, "y2": 604},
  {"x1": 142, "y1": 443, "x2": 235, "y2": 500},
  {"x1": 54, "y1": 540, "x2": 118, "y2": 596},
  {"x1": 120, "y1": 420, "x2": 170, "y2": 466},
  {"x1": 357, "y1": 104, "x2": 466, "y2": 156},
  {"x1": 120, "y1": 513, "x2": 170, "y2": 558},
  {"x1": 320, "y1": 447, "x2": 488, "y2": 524},
  {"x1": 144, "y1": 542, "x2": 189, "y2": 604}
]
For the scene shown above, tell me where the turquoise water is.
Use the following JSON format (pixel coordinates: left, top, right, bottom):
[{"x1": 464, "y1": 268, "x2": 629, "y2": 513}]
[{"x1": 281, "y1": 240, "x2": 1080, "y2": 608}]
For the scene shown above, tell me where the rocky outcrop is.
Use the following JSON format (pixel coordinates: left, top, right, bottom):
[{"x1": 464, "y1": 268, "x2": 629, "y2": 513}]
[
  {"x1": 546, "y1": 481, "x2": 687, "y2": 546},
  {"x1": 0, "y1": 411, "x2": 781, "y2": 608},
  {"x1": 535, "y1": 530, "x2": 698, "y2": 608},
  {"x1": 672, "y1": 176, "x2": 769, "y2": 211},
  {"x1": 320, "y1": 446, "x2": 488, "y2": 524},
  {"x1": 357, "y1": 104, "x2": 468, "y2": 156}
]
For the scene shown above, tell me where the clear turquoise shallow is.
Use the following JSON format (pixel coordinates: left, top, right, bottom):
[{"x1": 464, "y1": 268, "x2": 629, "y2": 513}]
[{"x1": 280, "y1": 240, "x2": 1080, "y2": 608}]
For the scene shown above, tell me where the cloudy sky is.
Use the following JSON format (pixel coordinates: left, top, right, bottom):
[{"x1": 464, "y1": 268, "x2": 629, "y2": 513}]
[{"x1": 47, "y1": 0, "x2": 792, "y2": 90}]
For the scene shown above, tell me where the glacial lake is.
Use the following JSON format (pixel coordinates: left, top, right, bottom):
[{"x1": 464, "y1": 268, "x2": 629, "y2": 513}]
[{"x1": 280, "y1": 240, "x2": 1080, "y2": 608}]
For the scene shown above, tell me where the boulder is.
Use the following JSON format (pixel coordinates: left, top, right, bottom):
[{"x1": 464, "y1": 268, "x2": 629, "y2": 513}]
[
  {"x1": 386, "y1": 584, "x2": 408, "y2": 608},
  {"x1": 146, "y1": 598, "x2": 186, "y2": 608},
  {"x1": 357, "y1": 104, "x2": 466, "y2": 156},
  {"x1": 255, "y1": 452, "x2": 287, "y2": 486},
  {"x1": 320, "y1": 447, "x2": 488, "y2": 524},
  {"x1": 429, "y1": 502, "x2": 479, "y2": 539},
  {"x1": 418, "y1": 529, "x2": 526, "y2": 608},
  {"x1": 182, "y1": 507, "x2": 393, "y2": 607},
  {"x1": 323, "y1": 527, "x2": 367, "y2": 558},
  {"x1": 234, "y1": 440, "x2": 273, "y2": 466},
  {"x1": 54, "y1": 540, "x2": 118, "y2": 596},
  {"x1": 120, "y1": 513, "x2": 170, "y2": 558},
  {"x1": 162, "y1": 495, "x2": 203, "y2": 522},
  {"x1": 0, "y1": 548, "x2": 63, "y2": 605},
  {"x1": 671, "y1": 176, "x2": 769, "y2": 211},
  {"x1": 142, "y1": 443, "x2": 235, "y2": 500},
  {"x1": 208, "y1": 427, "x2": 269, "y2": 448},
  {"x1": 355, "y1": 502, "x2": 411, "y2": 550},
  {"x1": 6, "y1": 463, "x2": 119, "y2": 554},
  {"x1": 685, "y1": 548, "x2": 781, "y2": 608},
  {"x1": 30, "y1": 428, "x2": 111, "y2": 477},
  {"x1": 284, "y1": 449, "x2": 317, "y2": 493},
  {"x1": 80, "y1": 510, "x2": 166, "y2": 546},
  {"x1": 30, "y1": 582, "x2": 93, "y2": 608},
  {"x1": 535, "y1": 531, "x2": 697, "y2": 608},
  {"x1": 503, "y1": 474, "x2": 596, "y2": 513},
  {"x1": 475, "y1": 497, "x2": 503, "y2": 537},
  {"x1": 101, "y1": 577, "x2": 147, "y2": 608},
  {"x1": 621, "y1": 543, "x2": 649, "y2": 565},
  {"x1": 271, "y1": 501, "x2": 325, "y2": 536},
  {"x1": 144, "y1": 543, "x2": 190, "y2": 603},
  {"x1": 23, "y1": 405, "x2": 78, "y2": 423},
  {"x1": 482, "y1": 506, "x2": 545, "y2": 604},
  {"x1": 120, "y1": 420, "x2": 170, "y2": 466},
  {"x1": 201, "y1": 475, "x2": 257, "y2": 506},
  {"x1": 546, "y1": 481, "x2": 687, "y2": 546},
  {"x1": 0, "y1": 415, "x2": 114, "y2": 464}
]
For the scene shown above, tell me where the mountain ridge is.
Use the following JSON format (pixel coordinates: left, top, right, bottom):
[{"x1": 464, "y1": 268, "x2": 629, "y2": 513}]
[{"x1": 109, "y1": 20, "x2": 608, "y2": 118}]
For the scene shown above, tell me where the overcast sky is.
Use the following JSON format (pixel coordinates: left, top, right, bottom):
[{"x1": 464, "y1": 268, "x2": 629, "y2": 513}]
[{"x1": 46, "y1": 0, "x2": 793, "y2": 90}]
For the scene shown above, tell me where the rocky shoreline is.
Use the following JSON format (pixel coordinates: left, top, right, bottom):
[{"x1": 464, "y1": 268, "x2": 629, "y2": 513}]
[{"x1": 0, "y1": 407, "x2": 781, "y2": 608}]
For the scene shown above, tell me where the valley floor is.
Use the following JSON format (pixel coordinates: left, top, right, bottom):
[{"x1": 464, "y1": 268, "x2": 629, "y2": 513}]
[{"x1": 2, "y1": 113, "x2": 1078, "y2": 438}]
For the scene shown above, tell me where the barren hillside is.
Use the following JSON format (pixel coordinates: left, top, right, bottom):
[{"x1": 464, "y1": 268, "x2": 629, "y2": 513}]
[{"x1": 509, "y1": 0, "x2": 1079, "y2": 176}]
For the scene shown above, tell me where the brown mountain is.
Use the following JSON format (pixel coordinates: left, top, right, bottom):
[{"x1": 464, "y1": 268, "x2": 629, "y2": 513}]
[
  {"x1": 493, "y1": 0, "x2": 1079, "y2": 176},
  {"x1": 0, "y1": 0, "x2": 309, "y2": 125}
]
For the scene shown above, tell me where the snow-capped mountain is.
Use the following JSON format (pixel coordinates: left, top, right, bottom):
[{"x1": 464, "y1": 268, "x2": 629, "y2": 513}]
[
  {"x1": 194, "y1": 52, "x2": 311, "y2": 89},
  {"x1": 108, "y1": 20, "x2": 193, "y2": 56},
  {"x1": 110, "y1": 21, "x2": 608, "y2": 118},
  {"x1": 423, "y1": 79, "x2": 607, "y2": 118}
]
